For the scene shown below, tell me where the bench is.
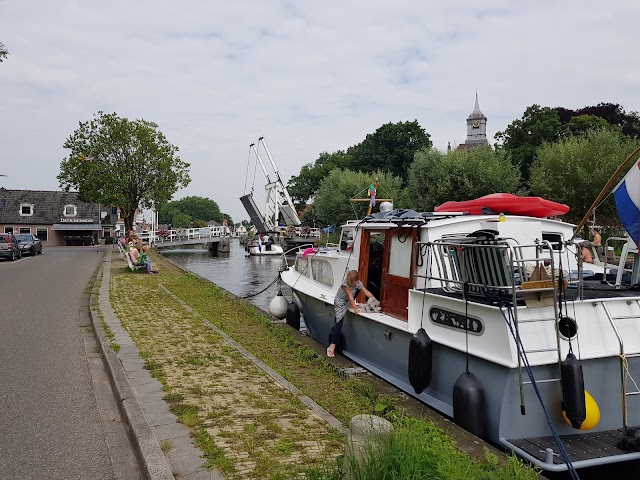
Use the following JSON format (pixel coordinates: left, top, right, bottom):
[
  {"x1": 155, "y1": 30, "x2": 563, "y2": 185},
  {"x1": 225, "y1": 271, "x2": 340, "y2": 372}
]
[
  {"x1": 116, "y1": 242, "x2": 128, "y2": 261},
  {"x1": 125, "y1": 250, "x2": 146, "y2": 272}
]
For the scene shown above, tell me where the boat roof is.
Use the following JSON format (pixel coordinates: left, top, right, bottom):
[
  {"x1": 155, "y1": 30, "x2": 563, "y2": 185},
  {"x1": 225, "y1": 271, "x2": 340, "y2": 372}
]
[{"x1": 343, "y1": 209, "x2": 575, "y2": 229}]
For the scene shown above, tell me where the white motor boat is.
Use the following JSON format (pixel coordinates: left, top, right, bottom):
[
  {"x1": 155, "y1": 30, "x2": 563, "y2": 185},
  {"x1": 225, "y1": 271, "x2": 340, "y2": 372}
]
[
  {"x1": 280, "y1": 203, "x2": 640, "y2": 473},
  {"x1": 246, "y1": 237, "x2": 284, "y2": 256}
]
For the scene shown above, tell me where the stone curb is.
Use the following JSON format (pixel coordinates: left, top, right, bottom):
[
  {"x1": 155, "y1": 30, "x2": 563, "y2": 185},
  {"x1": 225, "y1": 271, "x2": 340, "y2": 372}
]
[{"x1": 89, "y1": 249, "x2": 175, "y2": 480}]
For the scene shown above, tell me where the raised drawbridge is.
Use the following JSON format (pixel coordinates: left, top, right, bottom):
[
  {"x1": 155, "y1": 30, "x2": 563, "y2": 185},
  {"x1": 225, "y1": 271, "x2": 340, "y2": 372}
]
[{"x1": 240, "y1": 137, "x2": 301, "y2": 232}]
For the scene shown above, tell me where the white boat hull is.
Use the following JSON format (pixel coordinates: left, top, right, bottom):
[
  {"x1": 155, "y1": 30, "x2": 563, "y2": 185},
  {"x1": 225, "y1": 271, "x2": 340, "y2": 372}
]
[{"x1": 247, "y1": 244, "x2": 283, "y2": 256}]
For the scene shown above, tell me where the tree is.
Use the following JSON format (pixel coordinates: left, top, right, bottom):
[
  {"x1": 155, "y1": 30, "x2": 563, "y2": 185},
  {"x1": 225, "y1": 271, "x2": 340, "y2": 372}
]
[
  {"x1": 158, "y1": 196, "x2": 222, "y2": 225},
  {"x1": 313, "y1": 170, "x2": 403, "y2": 228},
  {"x1": 556, "y1": 103, "x2": 640, "y2": 139},
  {"x1": 58, "y1": 112, "x2": 191, "y2": 231},
  {"x1": 348, "y1": 120, "x2": 432, "y2": 182},
  {"x1": 530, "y1": 128, "x2": 639, "y2": 227},
  {"x1": 495, "y1": 105, "x2": 562, "y2": 184},
  {"x1": 287, "y1": 151, "x2": 351, "y2": 209},
  {"x1": 404, "y1": 146, "x2": 521, "y2": 211},
  {"x1": 0, "y1": 42, "x2": 8, "y2": 62},
  {"x1": 170, "y1": 211, "x2": 192, "y2": 229},
  {"x1": 562, "y1": 114, "x2": 619, "y2": 137}
]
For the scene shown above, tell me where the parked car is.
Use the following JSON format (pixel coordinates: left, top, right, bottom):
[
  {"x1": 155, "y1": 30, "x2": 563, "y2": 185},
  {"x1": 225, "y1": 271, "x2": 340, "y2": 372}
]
[
  {"x1": 15, "y1": 234, "x2": 43, "y2": 256},
  {"x1": 0, "y1": 233, "x2": 21, "y2": 261}
]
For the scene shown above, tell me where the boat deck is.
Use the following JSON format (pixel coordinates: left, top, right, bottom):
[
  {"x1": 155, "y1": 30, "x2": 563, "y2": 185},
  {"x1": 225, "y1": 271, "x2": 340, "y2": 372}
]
[{"x1": 505, "y1": 429, "x2": 636, "y2": 467}]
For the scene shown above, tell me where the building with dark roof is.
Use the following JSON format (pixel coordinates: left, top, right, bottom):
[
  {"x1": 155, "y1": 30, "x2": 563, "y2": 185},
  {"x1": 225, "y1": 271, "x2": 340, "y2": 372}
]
[
  {"x1": 0, "y1": 188, "x2": 113, "y2": 246},
  {"x1": 457, "y1": 93, "x2": 489, "y2": 150}
]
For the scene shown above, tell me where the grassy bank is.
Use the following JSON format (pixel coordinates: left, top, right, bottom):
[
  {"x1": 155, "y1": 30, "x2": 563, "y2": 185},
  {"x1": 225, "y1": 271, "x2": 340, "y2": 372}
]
[{"x1": 108, "y1": 249, "x2": 538, "y2": 479}]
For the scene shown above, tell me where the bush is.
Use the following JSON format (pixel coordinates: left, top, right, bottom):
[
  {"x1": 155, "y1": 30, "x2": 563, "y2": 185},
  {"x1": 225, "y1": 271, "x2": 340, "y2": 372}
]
[{"x1": 104, "y1": 236, "x2": 114, "y2": 244}]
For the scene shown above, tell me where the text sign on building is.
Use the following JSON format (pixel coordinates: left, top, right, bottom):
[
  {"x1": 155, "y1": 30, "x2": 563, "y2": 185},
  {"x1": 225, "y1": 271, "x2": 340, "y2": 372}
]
[{"x1": 60, "y1": 218, "x2": 94, "y2": 223}]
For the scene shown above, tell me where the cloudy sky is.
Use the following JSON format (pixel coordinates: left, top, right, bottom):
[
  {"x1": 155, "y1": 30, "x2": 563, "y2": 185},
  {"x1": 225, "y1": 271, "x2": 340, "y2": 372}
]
[{"x1": 1, "y1": 1, "x2": 638, "y2": 222}]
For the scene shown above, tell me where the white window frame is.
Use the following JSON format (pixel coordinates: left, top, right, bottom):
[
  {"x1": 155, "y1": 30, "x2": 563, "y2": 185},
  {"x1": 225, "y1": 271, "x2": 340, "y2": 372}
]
[
  {"x1": 36, "y1": 228, "x2": 48, "y2": 242},
  {"x1": 19, "y1": 203, "x2": 34, "y2": 216},
  {"x1": 63, "y1": 204, "x2": 78, "y2": 217},
  {"x1": 19, "y1": 227, "x2": 31, "y2": 234}
]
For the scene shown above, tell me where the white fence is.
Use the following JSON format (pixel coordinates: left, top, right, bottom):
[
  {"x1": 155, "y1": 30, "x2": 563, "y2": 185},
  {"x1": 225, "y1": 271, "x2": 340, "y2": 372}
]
[{"x1": 139, "y1": 227, "x2": 226, "y2": 245}]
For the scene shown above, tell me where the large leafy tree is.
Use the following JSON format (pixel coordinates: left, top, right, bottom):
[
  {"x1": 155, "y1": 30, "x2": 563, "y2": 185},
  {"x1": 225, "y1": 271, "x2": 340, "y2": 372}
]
[
  {"x1": 58, "y1": 112, "x2": 191, "y2": 231},
  {"x1": 313, "y1": 170, "x2": 403, "y2": 228},
  {"x1": 158, "y1": 196, "x2": 222, "y2": 226},
  {"x1": 348, "y1": 120, "x2": 432, "y2": 182},
  {"x1": 530, "y1": 128, "x2": 639, "y2": 228},
  {"x1": 0, "y1": 42, "x2": 8, "y2": 62},
  {"x1": 495, "y1": 105, "x2": 562, "y2": 184},
  {"x1": 404, "y1": 146, "x2": 521, "y2": 211}
]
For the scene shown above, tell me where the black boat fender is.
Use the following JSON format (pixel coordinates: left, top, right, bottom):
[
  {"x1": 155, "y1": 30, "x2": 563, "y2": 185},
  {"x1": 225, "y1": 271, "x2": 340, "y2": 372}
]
[
  {"x1": 286, "y1": 302, "x2": 300, "y2": 331},
  {"x1": 453, "y1": 371, "x2": 486, "y2": 438},
  {"x1": 560, "y1": 352, "x2": 586, "y2": 429},
  {"x1": 408, "y1": 328, "x2": 432, "y2": 394}
]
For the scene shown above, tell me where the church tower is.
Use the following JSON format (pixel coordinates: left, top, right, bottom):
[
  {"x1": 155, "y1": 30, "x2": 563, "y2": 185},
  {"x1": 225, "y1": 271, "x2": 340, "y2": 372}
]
[{"x1": 458, "y1": 92, "x2": 489, "y2": 150}]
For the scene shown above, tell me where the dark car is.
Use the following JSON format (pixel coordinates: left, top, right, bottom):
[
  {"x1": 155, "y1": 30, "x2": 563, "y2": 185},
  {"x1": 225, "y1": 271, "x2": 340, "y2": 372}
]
[
  {"x1": 0, "y1": 233, "x2": 21, "y2": 261},
  {"x1": 15, "y1": 233, "x2": 43, "y2": 256}
]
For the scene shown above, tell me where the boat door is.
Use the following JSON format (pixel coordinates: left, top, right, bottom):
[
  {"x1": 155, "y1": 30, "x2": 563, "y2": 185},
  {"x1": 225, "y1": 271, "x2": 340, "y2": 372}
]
[{"x1": 359, "y1": 227, "x2": 415, "y2": 320}]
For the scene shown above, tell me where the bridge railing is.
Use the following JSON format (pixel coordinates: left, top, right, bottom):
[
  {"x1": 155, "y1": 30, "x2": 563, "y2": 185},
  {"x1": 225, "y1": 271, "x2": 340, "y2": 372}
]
[
  {"x1": 142, "y1": 227, "x2": 226, "y2": 245},
  {"x1": 280, "y1": 226, "x2": 322, "y2": 238}
]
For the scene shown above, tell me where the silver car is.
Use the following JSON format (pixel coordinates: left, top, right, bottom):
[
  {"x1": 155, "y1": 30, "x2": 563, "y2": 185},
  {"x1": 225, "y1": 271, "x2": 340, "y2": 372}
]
[
  {"x1": 15, "y1": 234, "x2": 43, "y2": 256},
  {"x1": 0, "y1": 233, "x2": 21, "y2": 260}
]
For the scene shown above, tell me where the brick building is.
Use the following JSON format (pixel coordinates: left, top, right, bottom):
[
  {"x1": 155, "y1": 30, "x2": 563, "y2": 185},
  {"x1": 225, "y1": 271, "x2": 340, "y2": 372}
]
[{"x1": 0, "y1": 188, "x2": 113, "y2": 246}]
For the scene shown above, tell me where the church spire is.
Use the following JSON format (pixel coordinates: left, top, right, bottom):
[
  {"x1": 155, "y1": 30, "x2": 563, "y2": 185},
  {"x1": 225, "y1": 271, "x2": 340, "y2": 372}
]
[
  {"x1": 458, "y1": 92, "x2": 489, "y2": 150},
  {"x1": 473, "y1": 91, "x2": 481, "y2": 115}
]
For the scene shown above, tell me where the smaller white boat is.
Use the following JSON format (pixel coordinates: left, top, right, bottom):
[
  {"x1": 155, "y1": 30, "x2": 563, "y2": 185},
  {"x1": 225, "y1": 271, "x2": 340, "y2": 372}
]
[{"x1": 246, "y1": 236, "x2": 284, "y2": 256}]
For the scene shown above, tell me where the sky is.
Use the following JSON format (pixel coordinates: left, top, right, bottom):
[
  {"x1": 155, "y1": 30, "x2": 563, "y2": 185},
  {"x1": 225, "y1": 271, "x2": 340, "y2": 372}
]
[{"x1": 1, "y1": 1, "x2": 639, "y2": 223}]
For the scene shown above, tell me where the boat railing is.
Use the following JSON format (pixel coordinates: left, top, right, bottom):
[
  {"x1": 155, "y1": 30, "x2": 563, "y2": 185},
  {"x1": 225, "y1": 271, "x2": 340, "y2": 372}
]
[
  {"x1": 415, "y1": 238, "x2": 571, "y2": 298},
  {"x1": 278, "y1": 243, "x2": 315, "y2": 271},
  {"x1": 602, "y1": 236, "x2": 639, "y2": 287}
]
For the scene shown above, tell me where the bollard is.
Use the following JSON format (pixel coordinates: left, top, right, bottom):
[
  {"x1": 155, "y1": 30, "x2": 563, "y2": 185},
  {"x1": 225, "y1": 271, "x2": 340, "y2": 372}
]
[{"x1": 345, "y1": 414, "x2": 394, "y2": 479}]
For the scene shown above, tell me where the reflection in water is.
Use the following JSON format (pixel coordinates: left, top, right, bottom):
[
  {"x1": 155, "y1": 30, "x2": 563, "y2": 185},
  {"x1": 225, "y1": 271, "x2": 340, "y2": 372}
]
[{"x1": 160, "y1": 239, "x2": 294, "y2": 313}]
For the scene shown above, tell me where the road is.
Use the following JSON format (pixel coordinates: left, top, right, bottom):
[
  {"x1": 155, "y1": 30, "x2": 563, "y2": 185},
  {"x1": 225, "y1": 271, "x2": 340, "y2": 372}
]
[{"x1": 0, "y1": 247, "x2": 140, "y2": 479}]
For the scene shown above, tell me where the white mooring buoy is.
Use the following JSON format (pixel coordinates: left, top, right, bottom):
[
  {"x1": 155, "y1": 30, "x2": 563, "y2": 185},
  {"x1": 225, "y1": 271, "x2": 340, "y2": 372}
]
[{"x1": 269, "y1": 291, "x2": 289, "y2": 319}]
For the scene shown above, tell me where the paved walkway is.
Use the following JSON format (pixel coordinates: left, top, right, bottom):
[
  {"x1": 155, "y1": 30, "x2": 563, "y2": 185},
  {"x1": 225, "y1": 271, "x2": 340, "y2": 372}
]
[
  {"x1": 0, "y1": 247, "x2": 139, "y2": 480},
  {"x1": 94, "y1": 249, "x2": 345, "y2": 479}
]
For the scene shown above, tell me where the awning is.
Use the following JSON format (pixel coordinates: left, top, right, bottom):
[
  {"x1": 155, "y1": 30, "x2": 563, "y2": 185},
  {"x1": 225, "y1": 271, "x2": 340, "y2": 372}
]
[{"x1": 52, "y1": 224, "x2": 102, "y2": 231}]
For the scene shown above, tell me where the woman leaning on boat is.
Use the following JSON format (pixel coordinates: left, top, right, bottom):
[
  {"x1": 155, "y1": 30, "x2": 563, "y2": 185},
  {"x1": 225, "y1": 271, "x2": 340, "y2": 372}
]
[{"x1": 327, "y1": 270, "x2": 377, "y2": 358}]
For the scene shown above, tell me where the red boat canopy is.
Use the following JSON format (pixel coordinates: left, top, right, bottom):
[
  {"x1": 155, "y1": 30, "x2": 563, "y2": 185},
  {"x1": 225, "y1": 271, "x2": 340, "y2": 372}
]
[{"x1": 434, "y1": 193, "x2": 570, "y2": 218}]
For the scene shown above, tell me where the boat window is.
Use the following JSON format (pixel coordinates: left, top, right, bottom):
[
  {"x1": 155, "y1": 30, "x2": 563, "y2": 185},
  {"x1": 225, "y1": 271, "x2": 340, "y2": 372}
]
[
  {"x1": 388, "y1": 235, "x2": 412, "y2": 278},
  {"x1": 311, "y1": 259, "x2": 334, "y2": 287},
  {"x1": 340, "y1": 229, "x2": 354, "y2": 251},
  {"x1": 294, "y1": 257, "x2": 310, "y2": 277},
  {"x1": 542, "y1": 232, "x2": 563, "y2": 251}
]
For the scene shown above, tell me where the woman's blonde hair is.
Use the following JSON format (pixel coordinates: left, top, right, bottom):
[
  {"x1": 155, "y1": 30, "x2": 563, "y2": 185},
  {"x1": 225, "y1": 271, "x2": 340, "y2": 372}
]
[{"x1": 346, "y1": 270, "x2": 359, "y2": 284}]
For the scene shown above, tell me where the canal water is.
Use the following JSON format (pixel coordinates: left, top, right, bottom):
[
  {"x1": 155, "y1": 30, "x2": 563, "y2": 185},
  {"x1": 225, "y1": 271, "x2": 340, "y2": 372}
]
[{"x1": 159, "y1": 237, "x2": 297, "y2": 315}]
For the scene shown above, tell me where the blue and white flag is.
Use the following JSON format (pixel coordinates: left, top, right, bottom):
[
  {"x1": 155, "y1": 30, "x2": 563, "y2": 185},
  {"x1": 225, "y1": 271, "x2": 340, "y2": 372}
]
[{"x1": 614, "y1": 160, "x2": 640, "y2": 244}]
